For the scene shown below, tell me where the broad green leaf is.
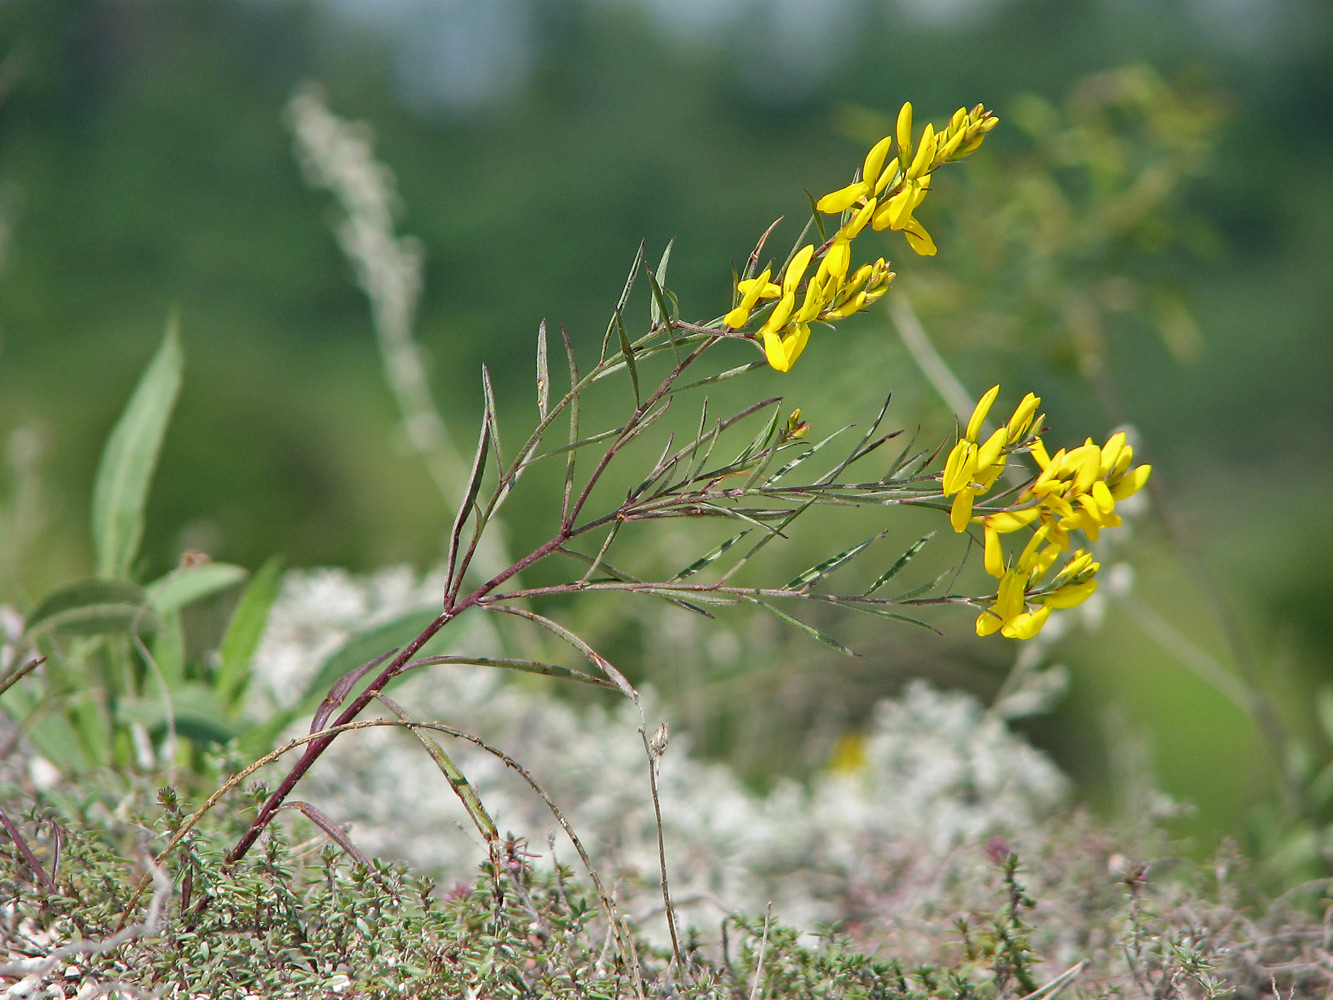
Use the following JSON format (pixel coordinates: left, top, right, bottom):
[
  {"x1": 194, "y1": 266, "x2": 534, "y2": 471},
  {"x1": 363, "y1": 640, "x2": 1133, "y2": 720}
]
[
  {"x1": 25, "y1": 579, "x2": 153, "y2": 639},
  {"x1": 216, "y1": 557, "x2": 283, "y2": 713},
  {"x1": 92, "y1": 318, "x2": 184, "y2": 580},
  {"x1": 299, "y1": 608, "x2": 443, "y2": 707},
  {"x1": 865, "y1": 531, "x2": 938, "y2": 595},
  {"x1": 116, "y1": 682, "x2": 238, "y2": 745},
  {"x1": 146, "y1": 562, "x2": 247, "y2": 616}
]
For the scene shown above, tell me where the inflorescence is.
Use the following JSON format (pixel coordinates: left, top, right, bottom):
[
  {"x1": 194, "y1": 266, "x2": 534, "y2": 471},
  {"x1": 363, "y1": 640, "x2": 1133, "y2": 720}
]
[
  {"x1": 725, "y1": 101, "x2": 999, "y2": 372},
  {"x1": 942, "y1": 386, "x2": 1152, "y2": 639}
]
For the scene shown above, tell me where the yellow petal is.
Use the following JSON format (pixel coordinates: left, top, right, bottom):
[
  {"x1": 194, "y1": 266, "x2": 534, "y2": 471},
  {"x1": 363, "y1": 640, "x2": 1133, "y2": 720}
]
[
  {"x1": 896, "y1": 102, "x2": 913, "y2": 166},
  {"x1": 873, "y1": 156, "x2": 901, "y2": 196},
  {"x1": 782, "y1": 245, "x2": 815, "y2": 295},
  {"x1": 985, "y1": 508, "x2": 1040, "y2": 533},
  {"x1": 907, "y1": 123, "x2": 936, "y2": 178},
  {"x1": 984, "y1": 525, "x2": 1005, "y2": 578},
  {"x1": 1005, "y1": 392, "x2": 1041, "y2": 444},
  {"x1": 761, "y1": 330, "x2": 792, "y2": 372},
  {"x1": 1002, "y1": 606, "x2": 1051, "y2": 640},
  {"x1": 1043, "y1": 580, "x2": 1098, "y2": 609},
  {"x1": 965, "y1": 385, "x2": 1001, "y2": 441},
  {"x1": 780, "y1": 323, "x2": 812, "y2": 368},
  {"x1": 862, "y1": 135, "x2": 894, "y2": 189},
  {"x1": 816, "y1": 182, "x2": 868, "y2": 215},
  {"x1": 1111, "y1": 464, "x2": 1151, "y2": 500},
  {"x1": 976, "y1": 609, "x2": 1004, "y2": 636},
  {"x1": 950, "y1": 489, "x2": 976, "y2": 533},
  {"x1": 942, "y1": 440, "x2": 975, "y2": 495},
  {"x1": 723, "y1": 305, "x2": 753, "y2": 330},
  {"x1": 901, "y1": 216, "x2": 937, "y2": 256}
]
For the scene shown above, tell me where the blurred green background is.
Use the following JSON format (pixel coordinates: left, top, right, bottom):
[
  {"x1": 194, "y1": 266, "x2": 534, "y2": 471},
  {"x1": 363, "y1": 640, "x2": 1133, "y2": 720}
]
[{"x1": 1, "y1": 0, "x2": 1331, "y2": 866}]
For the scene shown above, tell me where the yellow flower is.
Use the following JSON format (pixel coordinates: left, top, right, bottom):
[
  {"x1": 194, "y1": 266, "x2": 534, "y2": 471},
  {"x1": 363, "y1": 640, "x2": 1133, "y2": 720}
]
[{"x1": 724, "y1": 268, "x2": 781, "y2": 330}]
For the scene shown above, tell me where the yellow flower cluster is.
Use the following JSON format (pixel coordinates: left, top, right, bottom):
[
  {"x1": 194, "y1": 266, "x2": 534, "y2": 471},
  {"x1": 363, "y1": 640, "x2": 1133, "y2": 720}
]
[
  {"x1": 724, "y1": 100, "x2": 995, "y2": 373},
  {"x1": 724, "y1": 242, "x2": 895, "y2": 372},
  {"x1": 817, "y1": 101, "x2": 999, "y2": 257},
  {"x1": 941, "y1": 386, "x2": 1152, "y2": 640}
]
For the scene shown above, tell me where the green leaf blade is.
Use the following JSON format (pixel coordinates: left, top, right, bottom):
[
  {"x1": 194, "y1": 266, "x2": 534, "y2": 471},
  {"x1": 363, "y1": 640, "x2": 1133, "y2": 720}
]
[{"x1": 91, "y1": 317, "x2": 184, "y2": 580}]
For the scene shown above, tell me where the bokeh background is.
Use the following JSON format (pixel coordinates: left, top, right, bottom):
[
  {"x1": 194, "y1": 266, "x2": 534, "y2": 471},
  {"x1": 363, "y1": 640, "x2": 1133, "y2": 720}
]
[{"x1": 1, "y1": 0, "x2": 1330, "y2": 869}]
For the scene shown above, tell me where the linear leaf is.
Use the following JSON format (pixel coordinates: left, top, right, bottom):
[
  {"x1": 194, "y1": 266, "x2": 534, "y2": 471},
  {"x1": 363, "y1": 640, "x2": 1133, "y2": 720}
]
[
  {"x1": 671, "y1": 530, "x2": 750, "y2": 581},
  {"x1": 865, "y1": 531, "x2": 938, "y2": 595},
  {"x1": 768, "y1": 425, "x2": 853, "y2": 484},
  {"x1": 561, "y1": 326, "x2": 581, "y2": 525},
  {"x1": 92, "y1": 318, "x2": 184, "y2": 579},
  {"x1": 842, "y1": 602, "x2": 940, "y2": 633},
  {"x1": 894, "y1": 568, "x2": 952, "y2": 602},
  {"x1": 669, "y1": 361, "x2": 766, "y2": 397},
  {"x1": 481, "y1": 364, "x2": 503, "y2": 475},
  {"x1": 376, "y1": 694, "x2": 498, "y2": 843},
  {"x1": 485, "y1": 605, "x2": 637, "y2": 699},
  {"x1": 804, "y1": 189, "x2": 828, "y2": 243},
  {"x1": 786, "y1": 532, "x2": 886, "y2": 591},
  {"x1": 748, "y1": 598, "x2": 856, "y2": 656},
  {"x1": 404, "y1": 654, "x2": 615, "y2": 688},
  {"x1": 643, "y1": 263, "x2": 677, "y2": 360},
  {"x1": 614, "y1": 307, "x2": 640, "y2": 407},
  {"x1": 602, "y1": 241, "x2": 646, "y2": 360},
  {"x1": 536, "y1": 320, "x2": 550, "y2": 419},
  {"x1": 649, "y1": 240, "x2": 674, "y2": 328},
  {"x1": 445, "y1": 409, "x2": 491, "y2": 593}
]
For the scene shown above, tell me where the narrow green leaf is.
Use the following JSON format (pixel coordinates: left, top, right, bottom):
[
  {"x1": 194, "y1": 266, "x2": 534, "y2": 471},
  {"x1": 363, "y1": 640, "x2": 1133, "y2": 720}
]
[
  {"x1": 536, "y1": 320, "x2": 550, "y2": 419},
  {"x1": 146, "y1": 562, "x2": 247, "y2": 617},
  {"x1": 92, "y1": 317, "x2": 184, "y2": 579},
  {"x1": 405, "y1": 654, "x2": 615, "y2": 688},
  {"x1": 671, "y1": 530, "x2": 750, "y2": 581},
  {"x1": 894, "y1": 568, "x2": 952, "y2": 601},
  {"x1": 485, "y1": 605, "x2": 637, "y2": 699},
  {"x1": 786, "y1": 532, "x2": 886, "y2": 591},
  {"x1": 377, "y1": 694, "x2": 498, "y2": 842},
  {"x1": 445, "y1": 407, "x2": 491, "y2": 593},
  {"x1": 865, "y1": 531, "x2": 938, "y2": 595},
  {"x1": 117, "y1": 683, "x2": 238, "y2": 744},
  {"x1": 150, "y1": 610, "x2": 185, "y2": 687},
  {"x1": 216, "y1": 557, "x2": 283, "y2": 713},
  {"x1": 821, "y1": 394, "x2": 893, "y2": 485},
  {"x1": 561, "y1": 326, "x2": 581, "y2": 525},
  {"x1": 643, "y1": 263, "x2": 676, "y2": 358},
  {"x1": 804, "y1": 189, "x2": 828, "y2": 243},
  {"x1": 24, "y1": 579, "x2": 153, "y2": 639},
  {"x1": 769, "y1": 426, "x2": 853, "y2": 484},
  {"x1": 748, "y1": 598, "x2": 856, "y2": 656},
  {"x1": 668, "y1": 361, "x2": 766, "y2": 397},
  {"x1": 481, "y1": 364, "x2": 504, "y2": 475},
  {"x1": 842, "y1": 602, "x2": 940, "y2": 633},
  {"x1": 614, "y1": 307, "x2": 640, "y2": 407},
  {"x1": 602, "y1": 241, "x2": 646, "y2": 360},
  {"x1": 649, "y1": 240, "x2": 674, "y2": 327}
]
